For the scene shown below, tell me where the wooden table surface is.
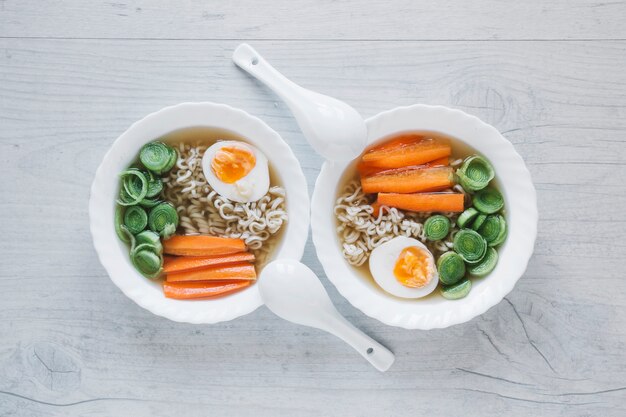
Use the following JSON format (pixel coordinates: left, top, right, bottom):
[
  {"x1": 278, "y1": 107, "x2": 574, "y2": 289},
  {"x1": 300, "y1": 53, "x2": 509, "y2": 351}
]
[{"x1": 1, "y1": 1, "x2": 625, "y2": 416}]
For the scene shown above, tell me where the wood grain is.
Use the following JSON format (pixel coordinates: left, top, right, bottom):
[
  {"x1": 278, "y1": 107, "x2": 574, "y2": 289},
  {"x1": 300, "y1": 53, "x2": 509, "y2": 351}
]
[
  {"x1": 1, "y1": 4, "x2": 626, "y2": 417},
  {"x1": 1, "y1": 0, "x2": 626, "y2": 40}
]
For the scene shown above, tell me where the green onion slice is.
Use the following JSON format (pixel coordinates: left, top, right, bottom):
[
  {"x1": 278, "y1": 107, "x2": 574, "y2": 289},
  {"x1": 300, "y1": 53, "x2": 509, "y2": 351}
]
[
  {"x1": 473, "y1": 187, "x2": 504, "y2": 214},
  {"x1": 424, "y1": 215, "x2": 451, "y2": 241},
  {"x1": 471, "y1": 213, "x2": 487, "y2": 231},
  {"x1": 437, "y1": 251, "x2": 466, "y2": 285},
  {"x1": 455, "y1": 155, "x2": 495, "y2": 192},
  {"x1": 115, "y1": 205, "x2": 129, "y2": 243},
  {"x1": 148, "y1": 202, "x2": 179, "y2": 239},
  {"x1": 441, "y1": 279, "x2": 472, "y2": 300},
  {"x1": 123, "y1": 205, "x2": 148, "y2": 235},
  {"x1": 453, "y1": 229, "x2": 487, "y2": 264},
  {"x1": 145, "y1": 170, "x2": 164, "y2": 198},
  {"x1": 135, "y1": 230, "x2": 162, "y2": 253},
  {"x1": 162, "y1": 146, "x2": 178, "y2": 173},
  {"x1": 457, "y1": 208, "x2": 479, "y2": 228},
  {"x1": 468, "y1": 247, "x2": 498, "y2": 277},
  {"x1": 130, "y1": 243, "x2": 163, "y2": 279},
  {"x1": 117, "y1": 169, "x2": 148, "y2": 206},
  {"x1": 478, "y1": 214, "x2": 507, "y2": 246},
  {"x1": 139, "y1": 197, "x2": 162, "y2": 208},
  {"x1": 140, "y1": 141, "x2": 174, "y2": 174}
]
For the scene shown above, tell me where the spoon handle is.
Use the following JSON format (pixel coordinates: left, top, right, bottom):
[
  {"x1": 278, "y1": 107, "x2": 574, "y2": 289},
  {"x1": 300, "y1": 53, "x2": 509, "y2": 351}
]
[
  {"x1": 232, "y1": 43, "x2": 302, "y2": 104},
  {"x1": 323, "y1": 310, "x2": 396, "y2": 372}
]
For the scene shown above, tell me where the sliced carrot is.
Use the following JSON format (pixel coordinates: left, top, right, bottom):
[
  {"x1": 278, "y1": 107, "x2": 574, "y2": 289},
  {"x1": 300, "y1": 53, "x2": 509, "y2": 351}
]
[
  {"x1": 361, "y1": 137, "x2": 451, "y2": 169},
  {"x1": 361, "y1": 166, "x2": 454, "y2": 194},
  {"x1": 364, "y1": 134, "x2": 425, "y2": 154},
  {"x1": 166, "y1": 262, "x2": 257, "y2": 282},
  {"x1": 425, "y1": 156, "x2": 450, "y2": 167},
  {"x1": 163, "y1": 252, "x2": 255, "y2": 274},
  {"x1": 377, "y1": 192, "x2": 464, "y2": 213},
  {"x1": 163, "y1": 280, "x2": 252, "y2": 300},
  {"x1": 163, "y1": 235, "x2": 246, "y2": 256}
]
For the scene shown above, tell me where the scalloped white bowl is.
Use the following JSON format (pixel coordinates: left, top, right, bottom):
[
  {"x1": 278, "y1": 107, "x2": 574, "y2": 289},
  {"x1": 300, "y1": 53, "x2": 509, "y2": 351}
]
[
  {"x1": 311, "y1": 104, "x2": 537, "y2": 330},
  {"x1": 90, "y1": 102, "x2": 309, "y2": 324}
]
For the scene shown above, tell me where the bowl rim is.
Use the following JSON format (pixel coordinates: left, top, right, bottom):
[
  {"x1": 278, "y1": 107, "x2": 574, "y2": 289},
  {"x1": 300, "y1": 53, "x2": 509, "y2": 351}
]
[
  {"x1": 90, "y1": 102, "x2": 309, "y2": 324},
  {"x1": 311, "y1": 104, "x2": 538, "y2": 330}
]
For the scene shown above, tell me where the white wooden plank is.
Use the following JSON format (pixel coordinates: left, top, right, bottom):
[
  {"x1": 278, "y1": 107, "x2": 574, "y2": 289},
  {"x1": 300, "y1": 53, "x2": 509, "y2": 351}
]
[
  {"x1": 1, "y1": 39, "x2": 625, "y2": 416},
  {"x1": 1, "y1": 0, "x2": 626, "y2": 40}
]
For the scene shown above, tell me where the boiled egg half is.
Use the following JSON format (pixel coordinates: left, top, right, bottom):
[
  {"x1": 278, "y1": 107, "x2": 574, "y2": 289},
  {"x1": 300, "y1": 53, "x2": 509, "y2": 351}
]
[
  {"x1": 369, "y1": 236, "x2": 438, "y2": 299},
  {"x1": 202, "y1": 141, "x2": 270, "y2": 203}
]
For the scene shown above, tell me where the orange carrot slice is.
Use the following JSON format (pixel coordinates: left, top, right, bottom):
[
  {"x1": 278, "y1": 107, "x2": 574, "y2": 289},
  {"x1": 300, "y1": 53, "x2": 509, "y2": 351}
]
[
  {"x1": 163, "y1": 280, "x2": 252, "y2": 300},
  {"x1": 163, "y1": 235, "x2": 246, "y2": 256},
  {"x1": 361, "y1": 166, "x2": 454, "y2": 194},
  {"x1": 166, "y1": 262, "x2": 257, "y2": 282},
  {"x1": 163, "y1": 252, "x2": 255, "y2": 274},
  {"x1": 361, "y1": 137, "x2": 451, "y2": 169},
  {"x1": 358, "y1": 156, "x2": 449, "y2": 177},
  {"x1": 377, "y1": 192, "x2": 464, "y2": 213}
]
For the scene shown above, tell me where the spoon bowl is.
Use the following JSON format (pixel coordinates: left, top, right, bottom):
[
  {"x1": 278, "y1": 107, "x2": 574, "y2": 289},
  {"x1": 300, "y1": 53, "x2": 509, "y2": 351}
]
[{"x1": 233, "y1": 44, "x2": 367, "y2": 162}]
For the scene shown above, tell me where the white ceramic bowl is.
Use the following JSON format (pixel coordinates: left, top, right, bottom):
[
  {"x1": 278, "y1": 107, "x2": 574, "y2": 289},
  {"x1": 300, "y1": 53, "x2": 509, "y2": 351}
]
[
  {"x1": 311, "y1": 104, "x2": 537, "y2": 330},
  {"x1": 90, "y1": 102, "x2": 309, "y2": 324}
]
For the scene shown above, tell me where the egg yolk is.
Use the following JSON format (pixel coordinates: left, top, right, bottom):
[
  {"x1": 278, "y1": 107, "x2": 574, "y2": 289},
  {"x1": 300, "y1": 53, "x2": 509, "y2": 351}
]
[
  {"x1": 211, "y1": 146, "x2": 256, "y2": 184},
  {"x1": 393, "y1": 246, "x2": 432, "y2": 288}
]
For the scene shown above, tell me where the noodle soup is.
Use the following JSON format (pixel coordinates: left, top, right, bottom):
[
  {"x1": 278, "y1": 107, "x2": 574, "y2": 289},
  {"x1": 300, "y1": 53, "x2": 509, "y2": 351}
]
[
  {"x1": 114, "y1": 127, "x2": 288, "y2": 300},
  {"x1": 335, "y1": 131, "x2": 507, "y2": 301}
]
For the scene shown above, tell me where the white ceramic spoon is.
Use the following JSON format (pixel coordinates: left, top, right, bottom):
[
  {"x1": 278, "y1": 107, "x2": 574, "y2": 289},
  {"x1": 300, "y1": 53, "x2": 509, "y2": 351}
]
[
  {"x1": 232, "y1": 43, "x2": 367, "y2": 162},
  {"x1": 259, "y1": 259, "x2": 395, "y2": 372}
]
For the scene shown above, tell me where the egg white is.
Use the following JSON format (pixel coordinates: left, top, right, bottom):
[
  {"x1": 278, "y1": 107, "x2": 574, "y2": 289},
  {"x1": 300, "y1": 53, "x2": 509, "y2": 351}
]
[
  {"x1": 369, "y1": 236, "x2": 439, "y2": 299},
  {"x1": 202, "y1": 141, "x2": 270, "y2": 203}
]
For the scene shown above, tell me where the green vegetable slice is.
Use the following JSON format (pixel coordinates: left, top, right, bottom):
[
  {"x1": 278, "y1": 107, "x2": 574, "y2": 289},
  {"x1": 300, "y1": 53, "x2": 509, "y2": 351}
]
[
  {"x1": 117, "y1": 169, "x2": 148, "y2": 206},
  {"x1": 162, "y1": 146, "x2": 178, "y2": 173},
  {"x1": 135, "y1": 230, "x2": 162, "y2": 253},
  {"x1": 473, "y1": 187, "x2": 504, "y2": 214},
  {"x1": 455, "y1": 155, "x2": 495, "y2": 192},
  {"x1": 148, "y1": 202, "x2": 179, "y2": 239},
  {"x1": 123, "y1": 205, "x2": 148, "y2": 234},
  {"x1": 441, "y1": 279, "x2": 472, "y2": 300},
  {"x1": 457, "y1": 208, "x2": 479, "y2": 228},
  {"x1": 424, "y1": 215, "x2": 451, "y2": 241},
  {"x1": 437, "y1": 252, "x2": 466, "y2": 285},
  {"x1": 468, "y1": 247, "x2": 498, "y2": 277},
  {"x1": 139, "y1": 196, "x2": 162, "y2": 208},
  {"x1": 114, "y1": 205, "x2": 129, "y2": 243},
  {"x1": 130, "y1": 243, "x2": 162, "y2": 279},
  {"x1": 471, "y1": 214, "x2": 487, "y2": 231},
  {"x1": 140, "y1": 141, "x2": 174, "y2": 174},
  {"x1": 478, "y1": 214, "x2": 507, "y2": 246},
  {"x1": 145, "y1": 170, "x2": 164, "y2": 198},
  {"x1": 453, "y1": 229, "x2": 487, "y2": 264}
]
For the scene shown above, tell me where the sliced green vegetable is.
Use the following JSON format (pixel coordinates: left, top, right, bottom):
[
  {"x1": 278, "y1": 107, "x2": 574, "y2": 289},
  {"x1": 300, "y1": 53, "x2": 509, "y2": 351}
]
[
  {"x1": 473, "y1": 187, "x2": 504, "y2": 214},
  {"x1": 455, "y1": 155, "x2": 494, "y2": 192},
  {"x1": 145, "y1": 170, "x2": 164, "y2": 198},
  {"x1": 162, "y1": 146, "x2": 178, "y2": 173},
  {"x1": 140, "y1": 141, "x2": 174, "y2": 174},
  {"x1": 130, "y1": 243, "x2": 162, "y2": 278},
  {"x1": 119, "y1": 224, "x2": 136, "y2": 250},
  {"x1": 453, "y1": 229, "x2": 487, "y2": 264},
  {"x1": 117, "y1": 169, "x2": 148, "y2": 206},
  {"x1": 441, "y1": 279, "x2": 472, "y2": 300},
  {"x1": 478, "y1": 214, "x2": 507, "y2": 247},
  {"x1": 135, "y1": 230, "x2": 162, "y2": 253},
  {"x1": 457, "y1": 208, "x2": 479, "y2": 228},
  {"x1": 424, "y1": 215, "x2": 451, "y2": 241},
  {"x1": 468, "y1": 247, "x2": 498, "y2": 277},
  {"x1": 139, "y1": 196, "x2": 162, "y2": 208},
  {"x1": 471, "y1": 213, "x2": 487, "y2": 231},
  {"x1": 114, "y1": 205, "x2": 129, "y2": 243},
  {"x1": 148, "y1": 202, "x2": 179, "y2": 239},
  {"x1": 437, "y1": 251, "x2": 466, "y2": 285},
  {"x1": 123, "y1": 205, "x2": 148, "y2": 234}
]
